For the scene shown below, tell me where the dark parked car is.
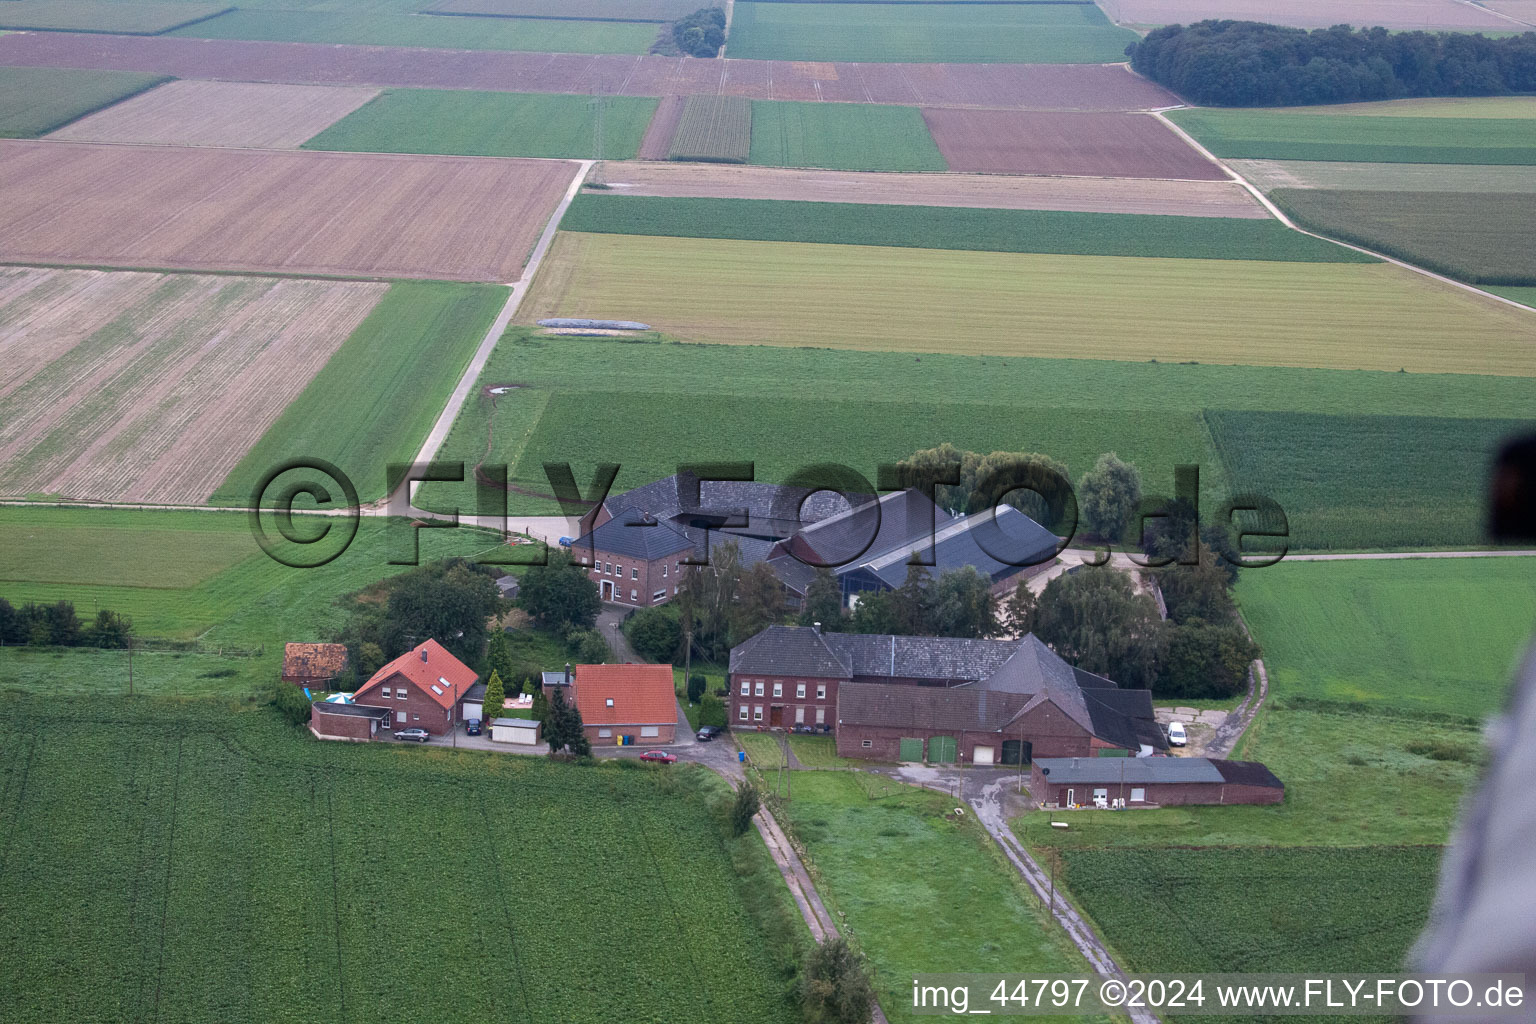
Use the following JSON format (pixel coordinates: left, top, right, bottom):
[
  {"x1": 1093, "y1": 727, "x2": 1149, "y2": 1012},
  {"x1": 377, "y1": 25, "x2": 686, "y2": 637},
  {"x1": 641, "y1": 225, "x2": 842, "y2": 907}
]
[
  {"x1": 638, "y1": 750, "x2": 677, "y2": 764},
  {"x1": 465, "y1": 718, "x2": 482, "y2": 736},
  {"x1": 696, "y1": 725, "x2": 721, "y2": 742},
  {"x1": 395, "y1": 728, "x2": 430, "y2": 742}
]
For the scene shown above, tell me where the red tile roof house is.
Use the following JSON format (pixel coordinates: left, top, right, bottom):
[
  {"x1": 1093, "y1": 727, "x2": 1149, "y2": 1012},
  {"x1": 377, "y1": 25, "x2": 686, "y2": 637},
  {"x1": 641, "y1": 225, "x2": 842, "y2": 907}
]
[
  {"x1": 282, "y1": 642, "x2": 349, "y2": 686},
  {"x1": 571, "y1": 663, "x2": 678, "y2": 747},
  {"x1": 310, "y1": 639, "x2": 477, "y2": 741}
]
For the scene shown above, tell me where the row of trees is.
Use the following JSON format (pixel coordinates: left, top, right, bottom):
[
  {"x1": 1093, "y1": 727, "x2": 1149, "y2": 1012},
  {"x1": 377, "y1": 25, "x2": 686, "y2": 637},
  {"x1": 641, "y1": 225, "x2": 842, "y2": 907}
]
[
  {"x1": 671, "y1": 6, "x2": 725, "y2": 57},
  {"x1": 1131, "y1": 21, "x2": 1536, "y2": 107},
  {"x1": 0, "y1": 598, "x2": 132, "y2": 649}
]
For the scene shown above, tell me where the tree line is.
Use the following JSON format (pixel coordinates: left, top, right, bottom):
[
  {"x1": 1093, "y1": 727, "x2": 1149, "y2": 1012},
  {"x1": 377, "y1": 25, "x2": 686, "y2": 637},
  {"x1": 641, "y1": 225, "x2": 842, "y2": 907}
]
[
  {"x1": 0, "y1": 598, "x2": 132, "y2": 649},
  {"x1": 1130, "y1": 20, "x2": 1536, "y2": 107},
  {"x1": 670, "y1": 7, "x2": 725, "y2": 58}
]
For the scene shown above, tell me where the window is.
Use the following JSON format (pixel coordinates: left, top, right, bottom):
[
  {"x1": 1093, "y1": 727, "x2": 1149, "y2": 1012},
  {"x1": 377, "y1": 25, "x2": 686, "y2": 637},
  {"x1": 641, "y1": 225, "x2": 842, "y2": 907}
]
[
  {"x1": 631, "y1": 567, "x2": 638, "y2": 580},
  {"x1": 616, "y1": 564, "x2": 623, "y2": 577},
  {"x1": 1130, "y1": 787, "x2": 1146, "y2": 803},
  {"x1": 641, "y1": 725, "x2": 659, "y2": 738},
  {"x1": 662, "y1": 564, "x2": 669, "y2": 578},
  {"x1": 630, "y1": 589, "x2": 638, "y2": 601},
  {"x1": 653, "y1": 589, "x2": 666, "y2": 601},
  {"x1": 816, "y1": 684, "x2": 826, "y2": 700},
  {"x1": 753, "y1": 706, "x2": 764, "y2": 722},
  {"x1": 398, "y1": 689, "x2": 408, "y2": 700},
  {"x1": 412, "y1": 714, "x2": 419, "y2": 721},
  {"x1": 739, "y1": 705, "x2": 749, "y2": 721},
  {"x1": 381, "y1": 687, "x2": 391, "y2": 698},
  {"x1": 796, "y1": 683, "x2": 806, "y2": 698},
  {"x1": 740, "y1": 680, "x2": 750, "y2": 696},
  {"x1": 605, "y1": 698, "x2": 614, "y2": 707},
  {"x1": 772, "y1": 682, "x2": 782, "y2": 698},
  {"x1": 795, "y1": 706, "x2": 805, "y2": 724},
  {"x1": 604, "y1": 563, "x2": 611, "y2": 575},
  {"x1": 815, "y1": 708, "x2": 825, "y2": 724},
  {"x1": 755, "y1": 681, "x2": 764, "y2": 697},
  {"x1": 599, "y1": 729, "x2": 612, "y2": 738},
  {"x1": 861, "y1": 739, "x2": 872, "y2": 749}
]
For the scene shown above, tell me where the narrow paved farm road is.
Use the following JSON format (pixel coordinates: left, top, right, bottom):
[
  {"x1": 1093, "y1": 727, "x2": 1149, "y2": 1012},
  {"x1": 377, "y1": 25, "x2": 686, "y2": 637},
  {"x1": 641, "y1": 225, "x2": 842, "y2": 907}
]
[{"x1": 1152, "y1": 109, "x2": 1536, "y2": 315}]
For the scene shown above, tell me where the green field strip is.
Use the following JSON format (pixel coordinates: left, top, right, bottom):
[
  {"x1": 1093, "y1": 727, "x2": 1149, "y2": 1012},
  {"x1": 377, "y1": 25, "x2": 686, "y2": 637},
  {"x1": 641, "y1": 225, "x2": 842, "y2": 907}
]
[
  {"x1": 0, "y1": 1, "x2": 232, "y2": 35},
  {"x1": 748, "y1": 100, "x2": 947, "y2": 171},
  {"x1": 0, "y1": 67, "x2": 172, "y2": 138},
  {"x1": 1489, "y1": 285, "x2": 1536, "y2": 308},
  {"x1": 168, "y1": 8, "x2": 657, "y2": 52},
  {"x1": 302, "y1": 89, "x2": 658, "y2": 160},
  {"x1": 560, "y1": 194, "x2": 1374, "y2": 262},
  {"x1": 211, "y1": 281, "x2": 508, "y2": 507},
  {"x1": 1228, "y1": 159, "x2": 1536, "y2": 193},
  {"x1": 1273, "y1": 188, "x2": 1536, "y2": 286},
  {"x1": 726, "y1": 0, "x2": 1139, "y2": 62},
  {"x1": 1170, "y1": 109, "x2": 1536, "y2": 165},
  {"x1": 666, "y1": 95, "x2": 752, "y2": 163}
]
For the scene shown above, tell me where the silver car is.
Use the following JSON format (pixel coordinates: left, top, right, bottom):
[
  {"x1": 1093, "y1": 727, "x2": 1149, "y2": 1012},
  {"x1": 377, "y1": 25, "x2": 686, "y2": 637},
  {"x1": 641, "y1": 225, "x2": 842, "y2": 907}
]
[{"x1": 395, "y1": 728, "x2": 431, "y2": 742}]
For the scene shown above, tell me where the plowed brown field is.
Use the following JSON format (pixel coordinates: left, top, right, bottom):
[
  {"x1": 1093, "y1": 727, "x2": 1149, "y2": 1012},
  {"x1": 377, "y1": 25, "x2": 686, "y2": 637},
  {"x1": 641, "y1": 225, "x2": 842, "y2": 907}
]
[
  {"x1": 1103, "y1": 0, "x2": 1516, "y2": 30},
  {"x1": 598, "y1": 160, "x2": 1266, "y2": 217},
  {"x1": 47, "y1": 80, "x2": 380, "y2": 149},
  {"x1": 0, "y1": 32, "x2": 1180, "y2": 111},
  {"x1": 636, "y1": 94, "x2": 684, "y2": 160},
  {"x1": 923, "y1": 108, "x2": 1227, "y2": 180},
  {"x1": 0, "y1": 141, "x2": 578, "y2": 281},
  {"x1": 0, "y1": 267, "x2": 386, "y2": 504}
]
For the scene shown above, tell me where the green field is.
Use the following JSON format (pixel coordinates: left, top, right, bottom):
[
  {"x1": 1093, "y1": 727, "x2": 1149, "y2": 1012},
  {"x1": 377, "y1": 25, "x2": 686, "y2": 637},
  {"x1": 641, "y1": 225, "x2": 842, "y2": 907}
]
[
  {"x1": 748, "y1": 101, "x2": 946, "y2": 172},
  {"x1": 668, "y1": 95, "x2": 752, "y2": 163},
  {"x1": 1229, "y1": 159, "x2": 1536, "y2": 193},
  {"x1": 1269, "y1": 96, "x2": 1536, "y2": 118},
  {"x1": 169, "y1": 9, "x2": 657, "y2": 52},
  {"x1": 523, "y1": 232, "x2": 1536, "y2": 374},
  {"x1": 0, "y1": 0, "x2": 231, "y2": 33},
  {"x1": 726, "y1": 0, "x2": 1139, "y2": 62},
  {"x1": 212, "y1": 281, "x2": 508, "y2": 507},
  {"x1": 1492, "y1": 285, "x2": 1536, "y2": 308},
  {"x1": 1169, "y1": 109, "x2": 1536, "y2": 164},
  {"x1": 1062, "y1": 846, "x2": 1440, "y2": 974},
  {"x1": 560, "y1": 194, "x2": 1371, "y2": 262},
  {"x1": 0, "y1": 698, "x2": 800, "y2": 1024},
  {"x1": 302, "y1": 90, "x2": 657, "y2": 160},
  {"x1": 1274, "y1": 188, "x2": 1536, "y2": 286},
  {"x1": 1207, "y1": 410, "x2": 1536, "y2": 550},
  {"x1": 0, "y1": 67, "x2": 170, "y2": 138},
  {"x1": 781, "y1": 772, "x2": 1091, "y2": 1023},
  {"x1": 1237, "y1": 559, "x2": 1536, "y2": 716}
]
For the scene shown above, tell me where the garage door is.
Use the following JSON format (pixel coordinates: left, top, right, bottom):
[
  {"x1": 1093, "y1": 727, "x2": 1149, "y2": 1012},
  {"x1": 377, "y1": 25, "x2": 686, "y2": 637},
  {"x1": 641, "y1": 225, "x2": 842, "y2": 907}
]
[
  {"x1": 898, "y1": 737, "x2": 924, "y2": 762},
  {"x1": 929, "y1": 735, "x2": 957, "y2": 764},
  {"x1": 972, "y1": 745, "x2": 995, "y2": 765},
  {"x1": 1001, "y1": 739, "x2": 1031, "y2": 766}
]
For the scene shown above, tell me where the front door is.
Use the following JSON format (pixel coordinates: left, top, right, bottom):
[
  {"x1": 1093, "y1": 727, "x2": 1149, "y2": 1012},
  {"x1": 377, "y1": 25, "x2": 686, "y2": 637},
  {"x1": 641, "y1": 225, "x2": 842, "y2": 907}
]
[
  {"x1": 600, "y1": 579, "x2": 613, "y2": 600},
  {"x1": 770, "y1": 705, "x2": 783, "y2": 728}
]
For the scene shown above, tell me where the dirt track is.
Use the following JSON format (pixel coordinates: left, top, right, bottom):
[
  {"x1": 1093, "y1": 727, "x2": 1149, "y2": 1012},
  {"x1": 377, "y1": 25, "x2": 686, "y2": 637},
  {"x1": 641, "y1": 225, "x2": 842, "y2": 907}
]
[
  {"x1": 599, "y1": 160, "x2": 1267, "y2": 217},
  {"x1": 0, "y1": 32, "x2": 1181, "y2": 110},
  {"x1": 634, "y1": 95, "x2": 684, "y2": 161},
  {"x1": 0, "y1": 140, "x2": 576, "y2": 281}
]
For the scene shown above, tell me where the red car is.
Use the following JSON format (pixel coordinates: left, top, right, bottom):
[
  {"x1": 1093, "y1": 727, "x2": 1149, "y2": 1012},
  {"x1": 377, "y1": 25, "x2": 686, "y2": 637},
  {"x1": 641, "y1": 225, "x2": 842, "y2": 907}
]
[{"x1": 638, "y1": 750, "x2": 676, "y2": 764}]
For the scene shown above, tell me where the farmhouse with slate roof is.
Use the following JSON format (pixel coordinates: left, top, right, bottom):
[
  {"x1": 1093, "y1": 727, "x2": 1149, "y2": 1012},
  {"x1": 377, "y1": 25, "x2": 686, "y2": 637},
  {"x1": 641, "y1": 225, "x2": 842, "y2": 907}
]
[
  {"x1": 728, "y1": 625, "x2": 1165, "y2": 763},
  {"x1": 1031, "y1": 757, "x2": 1284, "y2": 808}
]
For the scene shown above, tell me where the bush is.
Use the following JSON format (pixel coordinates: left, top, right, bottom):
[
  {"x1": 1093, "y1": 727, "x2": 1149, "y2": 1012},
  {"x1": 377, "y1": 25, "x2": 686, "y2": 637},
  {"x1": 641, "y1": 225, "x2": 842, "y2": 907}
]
[
  {"x1": 687, "y1": 673, "x2": 707, "y2": 704},
  {"x1": 799, "y1": 937, "x2": 875, "y2": 1024},
  {"x1": 625, "y1": 605, "x2": 682, "y2": 663},
  {"x1": 269, "y1": 681, "x2": 312, "y2": 727},
  {"x1": 673, "y1": 7, "x2": 725, "y2": 58},
  {"x1": 699, "y1": 694, "x2": 727, "y2": 729},
  {"x1": 730, "y1": 783, "x2": 760, "y2": 838}
]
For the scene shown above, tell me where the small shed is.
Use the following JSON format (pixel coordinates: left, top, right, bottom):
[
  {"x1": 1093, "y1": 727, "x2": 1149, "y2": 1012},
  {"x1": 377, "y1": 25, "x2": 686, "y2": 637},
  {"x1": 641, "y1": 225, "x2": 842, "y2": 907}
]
[
  {"x1": 490, "y1": 717, "x2": 541, "y2": 745},
  {"x1": 1031, "y1": 756, "x2": 1284, "y2": 808}
]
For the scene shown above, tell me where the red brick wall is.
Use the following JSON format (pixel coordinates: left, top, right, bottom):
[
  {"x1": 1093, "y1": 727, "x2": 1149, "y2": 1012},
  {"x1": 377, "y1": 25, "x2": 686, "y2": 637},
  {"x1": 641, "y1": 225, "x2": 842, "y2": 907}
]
[
  {"x1": 584, "y1": 722, "x2": 677, "y2": 746},
  {"x1": 836, "y1": 721, "x2": 1095, "y2": 762},
  {"x1": 1030, "y1": 771, "x2": 1283, "y2": 808},
  {"x1": 310, "y1": 705, "x2": 381, "y2": 741},
  {"x1": 354, "y1": 671, "x2": 457, "y2": 735},
  {"x1": 730, "y1": 673, "x2": 841, "y2": 730},
  {"x1": 584, "y1": 546, "x2": 685, "y2": 608}
]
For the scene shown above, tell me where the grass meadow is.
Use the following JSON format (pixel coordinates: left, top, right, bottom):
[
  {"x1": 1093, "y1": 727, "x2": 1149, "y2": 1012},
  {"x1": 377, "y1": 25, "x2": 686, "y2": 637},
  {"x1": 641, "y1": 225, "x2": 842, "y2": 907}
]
[
  {"x1": 780, "y1": 772, "x2": 1092, "y2": 1023},
  {"x1": 0, "y1": 698, "x2": 802, "y2": 1024},
  {"x1": 1236, "y1": 558, "x2": 1536, "y2": 716},
  {"x1": 1169, "y1": 109, "x2": 1536, "y2": 164},
  {"x1": 726, "y1": 1, "x2": 1138, "y2": 63},
  {"x1": 303, "y1": 89, "x2": 657, "y2": 160},
  {"x1": 168, "y1": 9, "x2": 658, "y2": 52},
  {"x1": 522, "y1": 232, "x2": 1536, "y2": 374},
  {"x1": 1274, "y1": 188, "x2": 1536, "y2": 286},
  {"x1": 560, "y1": 194, "x2": 1371, "y2": 262},
  {"x1": 0, "y1": 67, "x2": 170, "y2": 138},
  {"x1": 748, "y1": 101, "x2": 946, "y2": 172},
  {"x1": 0, "y1": 0, "x2": 229, "y2": 34},
  {"x1": 1492, "y1": 286, "x2": 1536, "y2": 308},
  {"x1": 212, "y1": 281, "x2": 508, "y2": 507}
]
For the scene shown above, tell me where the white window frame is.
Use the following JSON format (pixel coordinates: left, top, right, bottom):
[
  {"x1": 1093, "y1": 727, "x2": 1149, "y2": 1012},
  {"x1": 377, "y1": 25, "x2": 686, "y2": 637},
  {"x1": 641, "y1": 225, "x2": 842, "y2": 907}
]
[
  {"x1": 598, "y1": 728, "x2": 612, "y2": 738},
  {"x1": 796, "y1": 683, "x2": 806, "y2": 698},
  {"x1": 631, "y1": 567, "x2": 638, "y2": 580},
  {"x1": 640, "y1": 725, "x2": 660, "y2": 738},
  {"x1": 772, "y1": 682, "x2": 782, "y2": 698},
  {"x1": 1131, "y1": 787, "x2": 1146, "y2": 803},
  {"x1": 815, "y1": 708, "x2": 825, "y2": 724},
  {"x1": 740, "y1": 680, "x2": 750, "y2": 696},
  {"x1": 653, "y1": 589, "x2": 666, "y2": 601},
  {"x1": 397, "y1": 689, "x2": 408, "y2": 700},
  {"x1": 816, "y1": 684, "x2": 827, "y2": 700},
  {"x1": 381, "y1": 686, "x2": 391, "y2": 698},
  {"x1": 861, "y1": 739, "x2": 872, "y2": 749},
  {"x1": 795, "y1": 706, "x2": 805, "y2": 724},
  {"x1": 755, "y1": 681, "x2": 764, "y2": 697},
  {"x1": 753, "y1": 705, "x2": 764, "y2": 722},
  {"x1": 662, "y1": 564, "x2": 669, "y2": 578},
  {"x1": 630, "y1": 589, "x2": 638, "y2": 601},
  {"x1": 739, "y1": 705, "x2": 749, "y2": 721}
]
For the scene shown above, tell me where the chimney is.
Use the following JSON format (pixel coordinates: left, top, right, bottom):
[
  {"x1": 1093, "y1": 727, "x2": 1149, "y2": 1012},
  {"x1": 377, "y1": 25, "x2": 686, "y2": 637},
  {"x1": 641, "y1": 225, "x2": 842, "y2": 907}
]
[
  {"x1": 564, "y1": 661, "x2": 572, "y2": 684},
  {"x1": 420, "y1": 646, "x2": 429, "y2": 662},
  {"x1": 812, "y1": 621, "x2": 822, "y2": 635}
]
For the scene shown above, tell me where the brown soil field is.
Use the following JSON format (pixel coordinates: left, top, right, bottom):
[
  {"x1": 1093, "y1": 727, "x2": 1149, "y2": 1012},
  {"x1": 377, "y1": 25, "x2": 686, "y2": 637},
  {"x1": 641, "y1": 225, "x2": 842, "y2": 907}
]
[
  {"x1": 1483, "y1": 0, "x2": 1536, "y2": 26},
  {"x1": 597, "y1": 160, "x2": 1268, "y2": 217},
  {"x1": 1099, "y1": 0, "x2": 1516, "y2": 30},
  {"x1": 922, "y1": 109, "x2": 1227, "y2": 180},
  {"x1": 636, "y1": 94, "x2": 684, "y2": 161},
  {"x1": 0, "y1": 32, "x2": 1180, "y2": 111},
  {"x1": 0, "y1": 141, "x2": 578, "y2": 281},
  {"x1": 46, "y1": 80, "x2": 381, "y2": 149},
  {"x1": 0, "y1": 266, "x2": 386, "y2": 504}
]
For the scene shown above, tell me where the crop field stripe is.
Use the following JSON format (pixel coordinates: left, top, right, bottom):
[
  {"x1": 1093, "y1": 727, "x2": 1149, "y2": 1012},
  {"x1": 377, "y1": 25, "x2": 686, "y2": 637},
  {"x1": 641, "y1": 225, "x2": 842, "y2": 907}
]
[
  {"x1": 1169, "y1": 108, "x2": 1536, "y2": 165},
  {"x1": 0, "y1": 1, "x2": 234, "y2": 36},
  {"x1": 667, "y1": 95, "x2": 752, "y2": 162},
  {"x1": 559, "y1": 193, "x2": 1369, "y2": 261},
  {"x1": 0, "y1": 67, "x2": 172, "y2": 138},
  {"x1": 1227, "y1": 159, "x2": 1536, "y2": 194},
  {"x1": 475, "y1": 789, "x2": 532, "y2": 1015},
  {"x1": 149, "y1": 736, "x2": 183, "y2": 1023},
  {"x1": 748, "y1": 100, "x2": 946, "y2": 171}
]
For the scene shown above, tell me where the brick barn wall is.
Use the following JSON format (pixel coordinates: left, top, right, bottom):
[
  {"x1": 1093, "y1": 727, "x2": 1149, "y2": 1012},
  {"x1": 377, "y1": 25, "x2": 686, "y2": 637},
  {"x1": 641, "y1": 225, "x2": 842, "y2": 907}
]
[
  {"x1": 585, "y1": 546, "x2": 685, "y2": 608},
  {"x1": 584, "y1": 722, "x2": 677, "y2": 746},
  {"x1": 355, "y1": 671, "x2": 456, "y2": 735},
  {"x1": 310, "y1": 706, "x2": 379, "y2": 741},
  {"x1": 730, "y1": 673, "x2": 841, "y2": 730},
  {"x1": 836, "y1": 723, "x2": 1095, "y2": 762},
  {"x1": 1033, "y1": 777, "x2": 1283, "y2": 807}
]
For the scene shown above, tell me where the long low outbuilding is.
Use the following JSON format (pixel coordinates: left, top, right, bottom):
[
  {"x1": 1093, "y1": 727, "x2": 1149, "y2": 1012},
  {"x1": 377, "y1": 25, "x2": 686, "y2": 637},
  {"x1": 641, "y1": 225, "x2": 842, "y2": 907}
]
[{"x1": 1031, "y1": 756, "x2": 1284, "y2": 809}]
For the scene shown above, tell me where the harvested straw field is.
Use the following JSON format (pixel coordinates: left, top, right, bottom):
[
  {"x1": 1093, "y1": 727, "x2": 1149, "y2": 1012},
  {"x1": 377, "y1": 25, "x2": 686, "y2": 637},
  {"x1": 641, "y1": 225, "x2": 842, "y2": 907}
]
[
  {"x1": 1229, "y1": 160, "x2": 1536, "y2": 194},
  {"x1": 668, "y1": 96, "x2": 752, "y2": 163},
  {"x1": 637, "y1": 95, "x2": 685, "y2": 160},
  {"x1": 924, "y1": 108, "x2": 1224, "y2": 179},
  {"x1": 1168, "y1": 109, "x2": 1536, "y2": 165},
  {"x1": 424, "y1": 0, "x2": 703, "y2": 18},
  {"x1": 1485, "y1": 0, "x2": 1536, "y2": 26},
  {"x1": 524, "y1": 232, "x2": 1536, "y2": 375},
  {"x1": 0, "y1": 141, "x2": 577, "y2": 281},
  {"x1": 0, "y1": 67, "x2": 169, "y2": 139},
  {"x1": 1099, "y1": 0, "x2": 1516, "y2": 30},
  {"x1": 0, "y1": 267, "x2": 387, "y2": 504},
  {"x1": 0, "y1": 1, "x2": 230, "y2": 34},
  {"x1": 0, "y1": 33, "x2": 1180, "y2": 110},
  {"x1": 46, "y1": 80, "x2": 380, "y2": 149}
]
